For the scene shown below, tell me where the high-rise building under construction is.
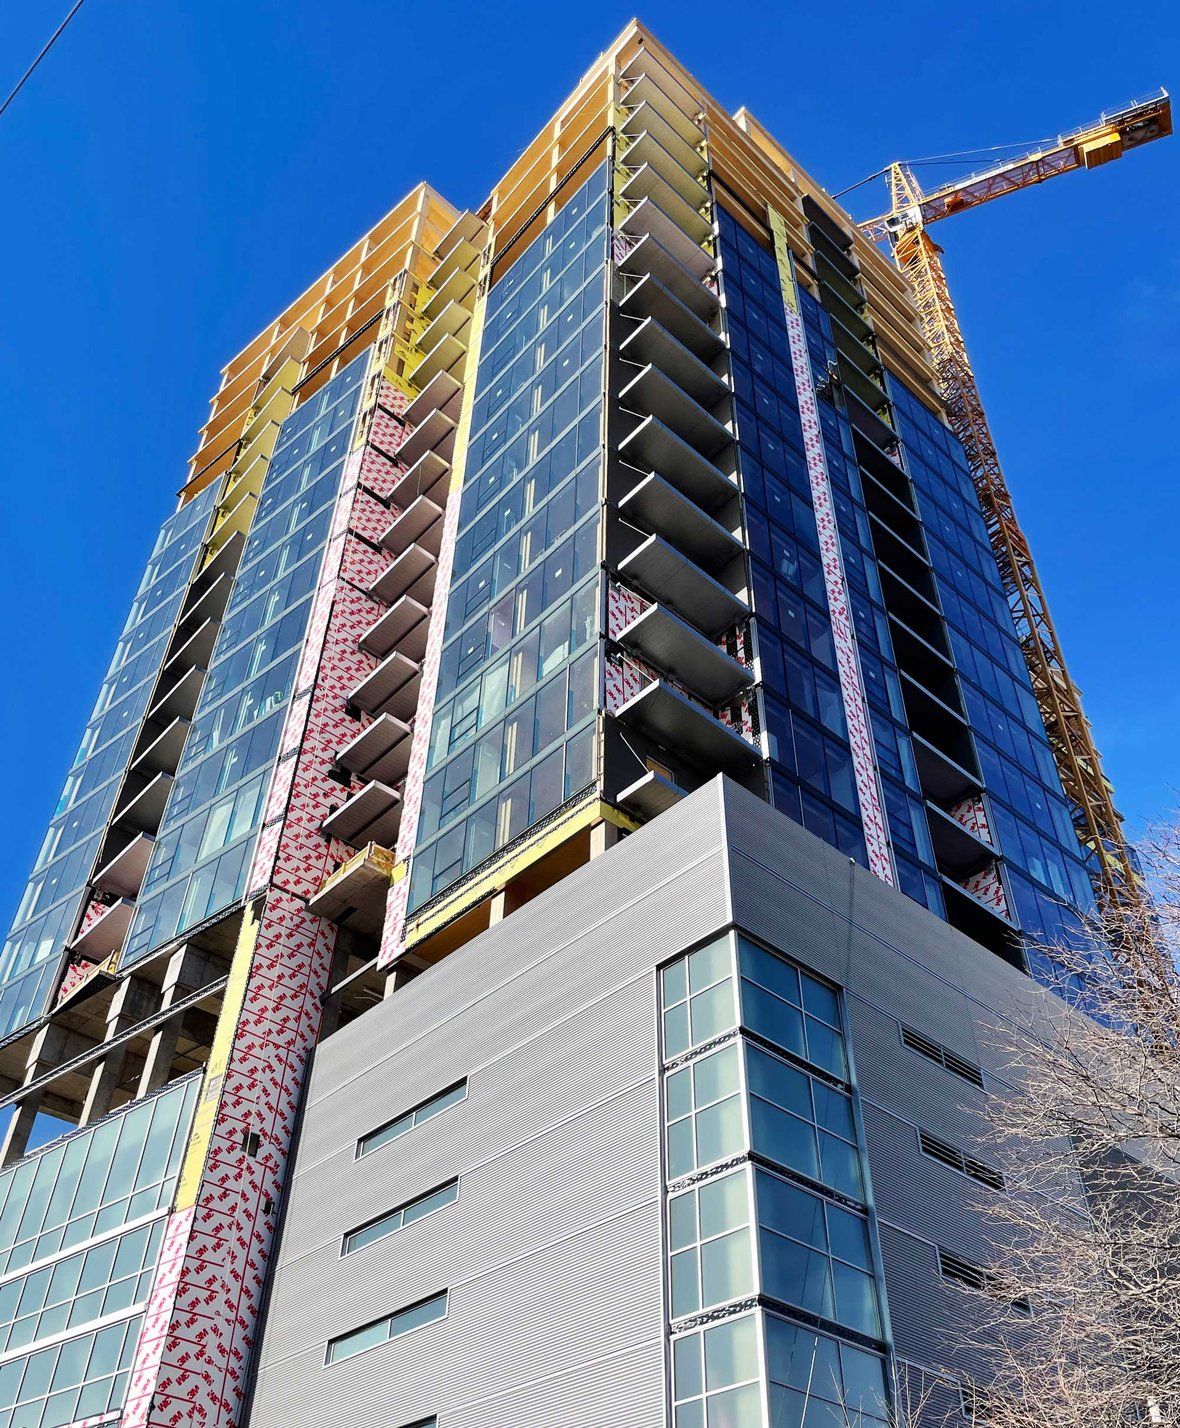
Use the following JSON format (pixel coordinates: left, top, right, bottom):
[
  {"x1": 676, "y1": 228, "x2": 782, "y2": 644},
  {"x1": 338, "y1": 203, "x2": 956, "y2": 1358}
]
[{"x1": 0, "y1": 23, "x2": 1169, "y2": 1428}]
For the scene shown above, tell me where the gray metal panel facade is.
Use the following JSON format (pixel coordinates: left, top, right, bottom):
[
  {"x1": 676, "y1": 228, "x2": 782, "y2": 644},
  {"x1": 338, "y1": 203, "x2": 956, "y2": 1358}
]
[{"x1": 247, "y1": 778, "x2": 1071, "y2": 1425}]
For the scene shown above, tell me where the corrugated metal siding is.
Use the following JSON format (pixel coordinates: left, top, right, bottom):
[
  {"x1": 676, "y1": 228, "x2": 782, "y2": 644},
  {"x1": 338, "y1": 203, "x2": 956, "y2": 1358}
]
[
  {"x1": 247, "y1": 781, "x2": 731, "y2": 1428},
  {"x1": 248, "y1": 777, "x2": 1088, "y2": 1424}
]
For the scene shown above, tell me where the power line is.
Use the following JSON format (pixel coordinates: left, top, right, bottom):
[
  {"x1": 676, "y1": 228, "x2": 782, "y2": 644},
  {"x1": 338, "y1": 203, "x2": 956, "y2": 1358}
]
[{"x1": 0, "y1": 0, "x2": 89, "y2": 123}]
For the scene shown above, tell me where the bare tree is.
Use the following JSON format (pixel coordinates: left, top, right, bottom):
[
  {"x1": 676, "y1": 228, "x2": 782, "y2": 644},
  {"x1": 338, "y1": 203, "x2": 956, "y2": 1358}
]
[{"x1": 948, "y1": 827, "x2": 1180, "y2": 1426}]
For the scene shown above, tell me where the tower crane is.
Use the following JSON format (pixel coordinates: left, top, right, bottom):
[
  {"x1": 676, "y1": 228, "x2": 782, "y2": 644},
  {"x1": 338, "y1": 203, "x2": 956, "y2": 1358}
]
[{"x1": 858, "y1": 92, "x2": 1171, "y2": 916}]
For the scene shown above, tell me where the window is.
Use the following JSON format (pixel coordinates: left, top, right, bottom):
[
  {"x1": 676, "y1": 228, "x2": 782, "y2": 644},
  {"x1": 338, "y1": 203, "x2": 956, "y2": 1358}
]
[
  {"x1": 757, "y1": 1169, "x2": 881, "y2": 1339},
  {"x1": 737, "y1": 936, "x2": 847, "y2": 1079},
  {"x1": 937, "y1": 1248, "x2": 1030, "y2": 1316},
  {"x1": 766, "y1": 1313, "x2": 889, "y2": 1426},
  {"x1": 668, "y1": 1168, "x2": 754, "y2": 1319},
  {"x1": 664, "y1": 1042, "x2": 743, "y2": 1180},
  {"x1": 747, "y1": 1041, "x2": 863, "y2": 1201},
  {"x1": 661, "y1": 937, "x2": 737, "y2": 1059},
  {"x1": 343, "y1": 1181, "x2": 459, "y2": 1256},
  {"x1": 357, "y1": 1080, "x2": 467, "y2": 1159},
  {"x1": 900, "y1": 1025, "x2": 985, "y2": 1089},
  {"x1": 671, "y1": 1313, "x2": 761, "y2": 1428},
  {"x1": 326, "y1": 1291, "x2": 448, "y2": 1365},
  {"x1": 918, "y1": 1130, "x2": 1004, "y2": 1191}
]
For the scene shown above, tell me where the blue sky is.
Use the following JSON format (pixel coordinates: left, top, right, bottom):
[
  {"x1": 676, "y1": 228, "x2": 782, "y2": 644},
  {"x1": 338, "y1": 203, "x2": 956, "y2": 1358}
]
[{"x1": 0, "y1": 0, "x2": 1176, "y2": 935}]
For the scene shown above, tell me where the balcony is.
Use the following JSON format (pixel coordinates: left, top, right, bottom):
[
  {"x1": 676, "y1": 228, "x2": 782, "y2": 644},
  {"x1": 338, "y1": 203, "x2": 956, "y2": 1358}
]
[
  {"x1": 927, "y1": 803, "x2": 996, "y2": 878},
  {"x1": 619, "y1": 365, "x2": 731, "y2": 459},
  {"x1": 336, "y1": 713, "x2": 413, "y2": 786},
  {"x1": 622, "y1": 97, "x2": 702, "y2": 169},
  {"x1": 360, "y1": 595, "x2": 430, "y2": 662},
  {"x1": 621, "y1": 74, "x2": 704, "y2": 149},
  {"x1": 160, "y1": 618, "x2": 219, "y2": 685},
  {"x1": 381, "y1": 495, "x2": 444, "y2": 558},
  {"x1": 307, "y1": 843, "x2": 398, "y2": 937},
  {"x1": 620, "y1": 130, "x2": 708, "y2": 209},
  {"x1": 911, "y1": 733, "x2": 980, "y2": 806},
  {"x1": 617, "y1": 534, "x2": 747, "y2": 638},
  {"x1": 349, "y1": 649, "x2": 421, "y2": 721},
  {"x1": 113, "y1": 770, "x2": 174, "y2": 833},
  {"x1": 618, "y1": 234, "x2": 719, "y2": 324},
  {"x1": 616, "y1": 679, "x2": 759, "y2": 774},
  {"x1": 620, "y1": 318, "x2": 728, "y2": 407},
  {"x1": 190, "y1": 529, "x2": 245, "y2": 601},
  {"x1": 618, "y1": 417, "x2": 736, "y2": 514},
  {"x1": 68, "y1": 898, "x2": 135, "y2": 961},
  {"x1": 620, "y1": 273, "x2": 722, "y2": 360},
  {"x1": 404, "y1": 367, "x2": 463, "y2": 423},
  {"x1": 390, "y1": 450, "x2": 450, "y2": 510},
  {"x1": 396, "y1": 408, "x2": 456, "y2": 471},
  {"x1": 422, "y1": 266, "x2": 477, "y2": 325},
  {"x1": 618, "y1": 471, "x2": 743, "y2": 567},
  {"x1": 175, "y1": 571, "x2": 232, "y2": 641},
  {"x1": 147, "y1": 665, "x2": 206, "y2": 724},
  {"x1": 618, "y1": 165, "x2": 711, "y2": 247},
  {"x1": 130, "y1": 716, "x2": 191, "y2": 779},
  {"x1": 617, "y1": 767, "x2": 687, "y2": 819},
  {"x1": 369, "y1": 545, "x2": 437, "y2": 607},
  {"x1": 616, "y1": 604, "x2": 752, "y2": 704},
  {"x1": 621, "y1": 48, "x2": 702, "y2": 138},
  {"x1": 93, "y1": 833, "x2": 155, "y2": 899},
  {"x1": 323, "y1": 782, "x2": 403, "y2": 849},
  {"x1": 619, "y1": 197, "x2": 714, "y2": 281}
]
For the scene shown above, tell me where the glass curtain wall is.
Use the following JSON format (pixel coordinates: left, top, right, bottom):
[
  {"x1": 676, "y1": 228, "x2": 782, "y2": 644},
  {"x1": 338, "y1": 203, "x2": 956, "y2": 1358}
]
[
  {"x1": 888, "y1": 382, "x2": 1096, "y2": 960},
  {"x1": 660, "y1": 930, "x2": 892, "y2": 1428},
  {"x1": 0, "y1": 489, "x2": 219, "y2": 1039},
  {"x1": 0, "y1": 1075, "x2": 199, "y2": 1428},
  {"x1": 123, "y1": 358, "x2": 366, "y2": 964},
  {"x1": 408, "y1": 163, "x2": 609, "y2": 910},
  {"x1": 715, "y1": 209, "x2": 867, "y2": 868}
]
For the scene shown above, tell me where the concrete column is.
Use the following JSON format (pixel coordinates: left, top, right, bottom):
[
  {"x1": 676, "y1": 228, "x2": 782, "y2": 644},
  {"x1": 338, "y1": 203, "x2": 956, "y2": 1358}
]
[
  {"x1": 0, "y1": 1025, "x2": 72, "y2": 1165},
  {"x1": 136, "y1": 947, "x2": 202, "y2": 1098},
  {"x1": 80, "y1": 977, "x2": 157, "y2": 1126},
  {"x1": 590, "y1": 820, "x2": 619, "y2": 859}
]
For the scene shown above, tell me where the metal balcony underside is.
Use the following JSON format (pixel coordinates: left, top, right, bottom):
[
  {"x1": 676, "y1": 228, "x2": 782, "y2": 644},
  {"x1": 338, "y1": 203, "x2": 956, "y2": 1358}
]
[
  {"x1": 131, "y1": 716, "x2": 192, "y2": 778},
  {"x1": 381, "y1": 495, "x2": 444, "y2": 558},
  {"x1": 620, "y1": 272, "x2": 722, "y2": 359},
  {"x1": 617, "y1": 604, "x2": 753, "y2": 704},
  {"x1": 619, "y1": 197, "x2": 714, "y2": 281},
  {"x1": 620, "y1": 366, "x2": 731, "y2": 458},
  {"x1": 93, "y1": 833, "x2": 155, "y2": 899},
  {"x1": 69, "y1": 898, "x2": 135, "y2": 961},
  {"x1": 621, "y1": 72, "x2": 704, "y2": 149},
  {"x1": 396, "y1": 408, "x2": 456, "y2": 471},
  {"x1": 390, "y1": 450, "x2": 450, "y2": 511},
  {"x1": 114, "y1": 771, "x2": 174, "y2": 832},
  {"x1": 617, "y1": 534, "x2": 747, "y2": 638},
  {"x1": 336, "y1": 713, "x2": 413, "y2": 786},
  {"x1": 323, "y1": 781, "x2": 403, "y2": 849},
  {"x1": 617, "y1": 768, "x2": 686, "y2": 819},
  {"x1": 618, "y1": 472, "x2": 742, "y2": 567},
  {"x1": 360, "y1": 595, "x2": 430, "y2": 663},
  {"x1": 620, "y1": 318, "x2": 728, "y2": 407},
  {"x1": 349, "y1": 649, "x2": 421, "y2": 722},
  {"x1": 369, "y1": 545, "x2": 437, "y2": 607},
  {"x1": 618, "y1": 417, "x2": 736, "y2": 514},
  {"x1": 616, "y1": 680, "x2": 759, "y2": 774},
  {"x1": 148, "y1": 665, "x2": 205, "y2": 724},
  {"x1": 928, "y1": 803, "x2": 996, "y2": 877},
  {"x1": 617, "y1": 234, "x2": 719, "y2": 324}
]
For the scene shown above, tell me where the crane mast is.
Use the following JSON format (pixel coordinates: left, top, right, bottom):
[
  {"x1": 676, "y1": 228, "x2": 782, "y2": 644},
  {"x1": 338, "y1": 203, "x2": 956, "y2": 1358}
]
[{"x1": 859, "y1": 92, "x2": 1171, "y2": 915}]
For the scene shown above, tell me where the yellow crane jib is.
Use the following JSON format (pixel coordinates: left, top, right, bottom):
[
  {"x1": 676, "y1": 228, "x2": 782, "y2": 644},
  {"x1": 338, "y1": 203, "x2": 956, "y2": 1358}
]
[{"x1": 860, "y1": 90, "x2": 1171, "y2": 241}]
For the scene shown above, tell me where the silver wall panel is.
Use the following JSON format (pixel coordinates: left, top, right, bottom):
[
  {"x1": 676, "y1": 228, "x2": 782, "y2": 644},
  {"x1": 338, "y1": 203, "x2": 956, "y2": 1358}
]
[{"x1": 248, "y1": 777, "x2": 1089, "y2": 1424}]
